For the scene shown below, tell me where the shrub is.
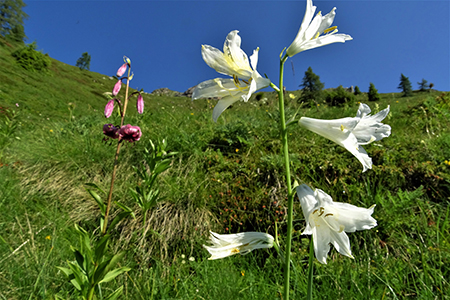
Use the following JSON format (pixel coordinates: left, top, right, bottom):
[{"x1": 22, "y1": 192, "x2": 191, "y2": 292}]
[
  {"x1": 325, "y1": 85, "x2": 355, "y2": 106},
  {"x1": 11, "y1": 42, "x2": 51, "y2": 72},
  {"x1": 368, "y1": 82, "x2": 380, "y2": 101}
]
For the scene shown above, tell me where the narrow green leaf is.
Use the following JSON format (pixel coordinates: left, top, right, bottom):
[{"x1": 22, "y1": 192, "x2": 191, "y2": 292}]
[
  {"x1": 86, "y1": 188, "x2": 106, "y2": 215},
  {"x1": 94, "y1": 234, "x2": 110, "y2": 262},
  {"x1": 99, "y1": 267, "x2": 131, "y2": 284},
  {"x1": 104, "y1": 286, "x2": 124, "y2": 300},
  {"x1": 56, "y1": 266, "x2": 72, "y2": 277}
]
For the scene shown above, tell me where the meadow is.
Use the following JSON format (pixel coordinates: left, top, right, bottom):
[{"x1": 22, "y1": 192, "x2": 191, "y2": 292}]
[{"x1": 1, "y1": 39, "x2": 449, "y2": 299}]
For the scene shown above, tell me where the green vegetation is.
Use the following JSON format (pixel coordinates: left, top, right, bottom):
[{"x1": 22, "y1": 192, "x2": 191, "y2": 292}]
[
  {"x1": 0, "y1": 0, "x2": 28, "y2": 42},
  {"x1": 0, "y1": 40, "x2": 449, "y2": 299},
  {"x1": 76, "y1": 52, "x2": 91, "y2": 71},
  {"x1": 368, "y1": 82, "x2": 381, "y2": 102},
  {"x1": 299, "y1": 66, "x2": 324, "y2": 106},
  {"x1": 399, "y1": 73, "x2": 413, "y2": 97}
]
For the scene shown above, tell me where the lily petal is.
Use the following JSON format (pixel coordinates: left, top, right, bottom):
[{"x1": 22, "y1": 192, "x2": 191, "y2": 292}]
[
  {"x1": 296, "y1": 184, "x2": 377, "y2": 264},
  {"x1": 299, "y1": 103, "x2": 390, "y2": 172},
  {"x1": 286, "y1": 0, "x2": 352, "y2": 57},
  {"x1": 193, "y1": 31, "x2": 271, "y2": 121},
  {"x1": 203, "y1": 231, "x2": 274, "y2": 260},
  {"x1": 213, "y1": 96, "x2": 240, "y2": 122}
]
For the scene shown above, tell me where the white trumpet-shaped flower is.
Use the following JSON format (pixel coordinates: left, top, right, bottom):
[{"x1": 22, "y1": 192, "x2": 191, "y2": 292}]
[
  {"x1": 296, "y1": 184, "x2": 377, "y2": 264},
  {"x1": 286, "y1": 0, "x2": 352, "y2": 57},
  {"x1": 299, "y1": 103, "x2": 391, "y2": 172},
  {"x1": 192, "y1": 30, "x2": 271, "y2": 122},
  {"x1": 203, "y1": 231, "x2": 274, "y2": 260}
]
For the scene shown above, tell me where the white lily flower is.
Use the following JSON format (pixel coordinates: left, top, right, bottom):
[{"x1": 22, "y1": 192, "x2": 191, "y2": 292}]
[
  {"x1": 299, "y1": 103, "x2": 391, "y2": 172},
  {"x1": 286, "y1": 0, "x2": 352, "y2": 57},
  {"x1": 192, "y1": 30, "x2": 271, "y2": 122},
  {"x1": 296, "y1": 184, "x2": 377, "y2": 264},
  {"x1": 203, "y1": 231, "x2": 274, "y2": 260}
]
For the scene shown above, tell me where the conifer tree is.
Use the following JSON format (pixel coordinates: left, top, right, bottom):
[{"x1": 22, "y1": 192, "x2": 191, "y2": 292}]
[
  {"x1": 398, "y1": 73, "x2": 413, "y2": 97},
  {"x1": 0, "y1": 0, "x2": 28, "y2": 42},
  {"x1": 417, "y1": 78, "x2": 429, "y2": 91},
  {"x1": 354, "y1": 85, "x2": 361, "y2": 95},
  {"x1": 299, "y1": 66, "x2": 324, "y2": 104},
  {"x1": 76, "y1": 52, "x2": 91, "y2": 71},
  {"x1": 368, "y1": 82, "x2": 380, "y2": 102}
]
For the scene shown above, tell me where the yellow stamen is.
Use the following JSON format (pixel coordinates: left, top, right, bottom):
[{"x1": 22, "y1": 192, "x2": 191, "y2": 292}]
[
  {"x1": 340, "y1": 124, "x2": 345, "y2": 131},
  {"x1": 312, "y1": 31, "x2": 320, "y2": 39},
  {"x1": 324, "y1": 26, "x2": 337, "y2": 34},
  {"x1": 231, "y1": 248, "x2": 240, "y2": 254}
]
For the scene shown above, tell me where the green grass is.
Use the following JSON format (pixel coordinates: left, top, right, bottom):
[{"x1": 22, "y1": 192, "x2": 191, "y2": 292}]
[{"x1": 0, "y1": 39, "x2": 449, "y2": 299}]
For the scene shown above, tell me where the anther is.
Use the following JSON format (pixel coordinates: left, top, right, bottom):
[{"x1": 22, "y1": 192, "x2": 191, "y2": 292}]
[{"x1": 324, "y1": 26, "x2": 337, "y2": 34}]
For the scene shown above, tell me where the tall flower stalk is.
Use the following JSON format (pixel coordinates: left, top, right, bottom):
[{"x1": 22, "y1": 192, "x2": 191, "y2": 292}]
[
  {"x1": 102, "y1": 56, "x2": 143, "y2": 235},
  {"x1": 193, "y1": 1, "x2": 389, "y2": 300},
  {"x1": 272, "y1": 53, "x2": 297, "y2": 299}
]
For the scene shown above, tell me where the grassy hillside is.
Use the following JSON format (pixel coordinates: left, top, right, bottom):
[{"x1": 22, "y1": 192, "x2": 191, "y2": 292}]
[{"x1": 1, "y1": 40, "x2": 449, "y2": 299}]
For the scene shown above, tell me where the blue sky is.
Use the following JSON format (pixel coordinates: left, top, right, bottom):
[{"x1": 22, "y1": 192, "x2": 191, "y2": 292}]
[{"x1": 24, "y1": 0, "x2": 449, "y2": 94}]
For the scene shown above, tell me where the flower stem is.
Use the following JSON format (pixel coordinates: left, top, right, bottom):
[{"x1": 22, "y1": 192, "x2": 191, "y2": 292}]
[
  {"x1": 277, "y1": 53, "x2": 294, "y2": 300},
  {"x1": 307, "y1": 236, "x2": 314, "y2": 300},
  {"x1": 102, "y1": 71, "x2": 131, "y2": 235}
]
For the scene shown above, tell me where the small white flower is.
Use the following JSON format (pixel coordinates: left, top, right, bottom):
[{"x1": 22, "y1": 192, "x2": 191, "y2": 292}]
[
  {"x1": 203, "y1": 231, "x2": 274, "y2": 260},
  {"x1": 296, "y1": 184, "x2": 377, "y2": 264},
  {"x1": 299, "y1": 103, "x2": 391, "y2": 172},
  {"x1": 286, "y1": 0, "x2": 352, "y2": 57},
  {"x1": 189, "y1": 256, "x2": 195, "y2": 262},
  {"x1": 192, "y1": 30, "x2": 271, "y2": 122}
]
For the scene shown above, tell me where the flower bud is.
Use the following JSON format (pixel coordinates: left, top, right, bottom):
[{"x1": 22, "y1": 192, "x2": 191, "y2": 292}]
[
  {"x1": 112, "y1": 80, "x2": 122, "y2": 96},
  {"x1": 116, "y1": 63, "x2": 127, "y2": 77},
  {"x1": 104, "y1": 99, "x2": 114, "y2": 118},
  {"x1": 118, "y1": 124, "x2": 142, "y2": 142},
  {"x1": 103, "y1": 124, "x2": 119, "y2": 139},
  {"x1": 123, "y1": 56, "x2": 131, "y2": 65},
  {"x1": 137, "y1": 94, "x2": 144, "y2": 114}
]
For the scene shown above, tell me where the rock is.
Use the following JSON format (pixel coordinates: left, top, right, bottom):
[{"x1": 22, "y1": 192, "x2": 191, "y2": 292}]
[{"x1": 151, "y1": 88, "x2": 182, "y2": 97}]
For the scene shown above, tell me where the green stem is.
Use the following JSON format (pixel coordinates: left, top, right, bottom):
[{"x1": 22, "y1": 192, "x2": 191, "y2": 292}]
[
  {"x1": 277, "y1": 53, "x2": 294, "y2": 300},
  {"x1": 306, "y1": 236, "x2": 314, "y2": 300},
  {"x1": 87, "y1": 285, "x2": 95, "y2": 300}
]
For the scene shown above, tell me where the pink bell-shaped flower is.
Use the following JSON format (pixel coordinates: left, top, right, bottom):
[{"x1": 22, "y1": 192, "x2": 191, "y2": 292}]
[
  {"x1": 137, "y1": 94, "x2": 144, "y2": 114},
  {"x1": 103, "y1": 124, "x2": 119, "y2": 139},
  {"x1": 118, "y1": 124, "x2": 142, "y2": 142},
  {"x1": 112, "y1": 80, "x2": 122, "y2": 96},
  {"x1": 104, "y1": 99, "x2": 114, "y2": 118},
  {"x1": 116, "y1": 63, "x2": 127, "y2": 77}
]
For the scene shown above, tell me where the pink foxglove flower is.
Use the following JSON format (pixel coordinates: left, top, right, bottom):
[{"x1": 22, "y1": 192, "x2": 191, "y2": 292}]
[
  {"x1": 116, "y1": 63, "x2": 127, "y2": 77},
  {"x1": 112, "y1": 80, "x2": 122, "y2": 96},
  {"x1": 118, "y1": 124, "x2": 142, "y2": 142},
  {"x1": 137, "y1": 94, "x2": 144, "y2": 114},
  {"x1": 104, "y1": 99, "x2": 114, "y2": 118},
  {"x1": 103, "y1": 124, "x2": 119, "y2": 139}
]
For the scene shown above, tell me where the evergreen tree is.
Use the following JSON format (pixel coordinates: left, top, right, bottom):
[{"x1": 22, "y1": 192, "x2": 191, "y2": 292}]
[
  {"x1": 299, "y1": 66, "x2": 324, "y2": 104},
  {"x1": 0, "y1": 0, "x2": 28, "y2": 42},
  {"x1": 354, "y1": 85, "x2": 361, "y2": 95},
  {"x1": 76, "y1": 52, "x2": 91, "y2": 71},
  {"x1": 417, "y1": 78, "x2": 429, "y2": 91},
  {"x1": 368, "y1": 82, "x2": 380, "y2": 102},
  {"x1": 398, "y1": 73, "x2": 413, "y2": 97}
]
